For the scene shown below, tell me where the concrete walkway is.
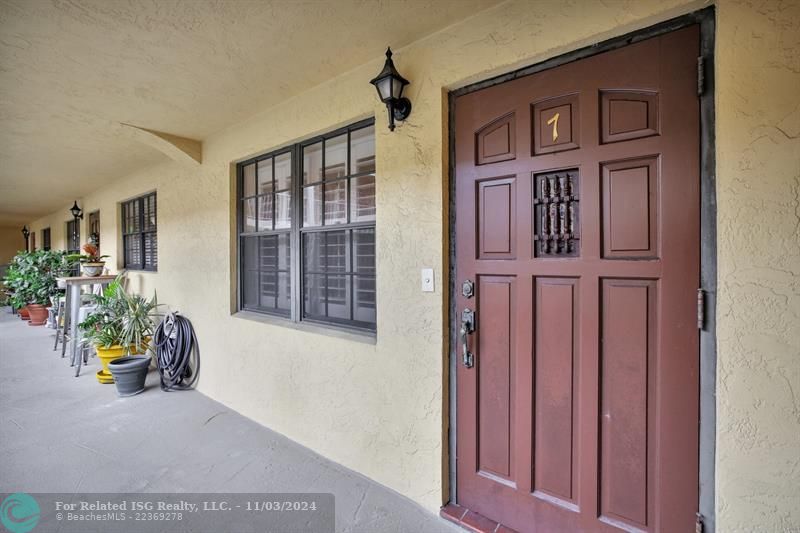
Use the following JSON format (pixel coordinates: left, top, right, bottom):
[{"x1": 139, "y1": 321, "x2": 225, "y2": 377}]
[{"x1": 0, "y1": 309, "x2": 460, "y2": 533}]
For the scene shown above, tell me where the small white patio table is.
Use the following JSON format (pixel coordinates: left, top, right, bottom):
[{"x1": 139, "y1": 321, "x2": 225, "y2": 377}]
[{"x1": 56, "y1": 275, "x2": 116, "y2": 377}]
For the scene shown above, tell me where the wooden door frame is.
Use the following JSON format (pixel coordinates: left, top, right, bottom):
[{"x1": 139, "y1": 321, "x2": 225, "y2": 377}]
[{"x1": 445, "y1": 7, "x2": 717, "y2": 531}]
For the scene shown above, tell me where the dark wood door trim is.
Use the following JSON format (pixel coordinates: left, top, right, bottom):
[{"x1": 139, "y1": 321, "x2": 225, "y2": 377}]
[{"x1": 445, "y1": 7, "x2": 717, "y2": 532}]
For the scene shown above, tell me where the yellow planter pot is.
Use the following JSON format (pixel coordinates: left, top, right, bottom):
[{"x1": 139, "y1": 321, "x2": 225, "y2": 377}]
[
  {"x1": 94, "y1": 339, "x2": 150, "y2": 384},
  {"x1": 96, "y1": 345, "x2": 127, "y2": 373}
]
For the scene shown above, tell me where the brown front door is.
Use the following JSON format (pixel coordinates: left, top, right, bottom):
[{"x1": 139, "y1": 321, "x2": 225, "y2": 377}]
[{"x1": 454, "y1": 26, "x2": 700, "y2": 532}]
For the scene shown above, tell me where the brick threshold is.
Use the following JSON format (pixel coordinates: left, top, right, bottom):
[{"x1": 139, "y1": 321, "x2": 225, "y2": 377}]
[{"x1": 441, "y1": 503, "x2": 518, "y2": 533}]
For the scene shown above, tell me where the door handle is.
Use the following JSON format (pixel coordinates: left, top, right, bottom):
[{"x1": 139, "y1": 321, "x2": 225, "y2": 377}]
[{"x1": 461, "y1": 308, "x2": 475, "y2": 368}]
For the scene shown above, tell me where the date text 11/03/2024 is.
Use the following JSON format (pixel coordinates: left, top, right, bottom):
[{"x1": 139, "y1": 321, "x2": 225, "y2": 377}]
[{"x1": 54, "y1": 500, "x2": 319, "y2": 512}]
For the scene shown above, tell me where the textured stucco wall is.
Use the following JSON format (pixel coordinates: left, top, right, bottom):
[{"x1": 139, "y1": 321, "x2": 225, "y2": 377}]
[
  {"x1": 27, "y1": 203, "x2": 73, "y2": 254},
  {"x1": 0, "y1": 0, "x2": 500, "y2": 226},
  {"x1": 28, "y1": 165, "x2": 162, "y2": 295},
  {"x1": 0, "y1": 226, "x2": 25, "y2": 265},
  {"x1": 715, "y1": 1, "x2": 800, "y2": 531},
  {"x1": 24, "y1": 0, "x2": 800, "y2": 528}
]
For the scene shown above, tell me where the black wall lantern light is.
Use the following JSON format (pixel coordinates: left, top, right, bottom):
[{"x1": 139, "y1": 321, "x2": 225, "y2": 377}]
[
  {"x1": 370, "y1": 47, "x2": 411, "y2": 131},
  {"x1": 70, "y1": 200, "x2": 83, "y2": 221},
  {"x1": 69, "y1": 200, "x2": 83, "y2": 249},
  {"x1": 21, "y1": 225, "x2": 30, "y2": 252}
]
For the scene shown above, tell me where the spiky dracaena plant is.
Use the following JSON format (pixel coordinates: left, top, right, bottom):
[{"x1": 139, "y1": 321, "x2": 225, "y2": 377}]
[
  {"x1": 118, "y1": 288, "x2": 159, "y2": 355},
  {"x1": 79, "y1": 274, "x2": 159, "y2": 355}
]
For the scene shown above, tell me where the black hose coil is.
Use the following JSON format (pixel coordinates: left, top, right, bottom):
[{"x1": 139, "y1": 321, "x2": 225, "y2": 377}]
[{"x1": 153, "y1": 312, "x2": 200, "y2": 391}]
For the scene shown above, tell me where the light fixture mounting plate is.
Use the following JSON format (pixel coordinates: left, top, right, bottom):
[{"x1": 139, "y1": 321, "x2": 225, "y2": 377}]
[{"x1": 393, "y1": 97, "x2": 412, "y2": 122}]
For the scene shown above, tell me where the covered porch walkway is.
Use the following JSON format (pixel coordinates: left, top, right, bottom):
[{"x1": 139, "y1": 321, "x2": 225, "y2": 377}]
[{"x1": 0, "y1": 309, "x2": 459, "y2": 533}]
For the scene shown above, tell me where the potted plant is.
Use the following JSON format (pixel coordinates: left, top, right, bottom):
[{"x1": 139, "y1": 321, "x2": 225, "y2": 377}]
[
  {"x1": 25, "y1": 250, "x2": 68, "y2": 325},
  {"x1": 2, "y1": 250, "x2": 67, "y2": 324},
  {"x1": 8, "y1": 281, "x2": 32, "y2": 321},
  {"x1": 67, "y1": 243, "x2": 109, "y2": 277},
  {"x1": 4, "y1": 251, "x2": 34, "y2": 320},
  {"x1": 79, "y1": 274, "x2": 159, "y2": 395}
]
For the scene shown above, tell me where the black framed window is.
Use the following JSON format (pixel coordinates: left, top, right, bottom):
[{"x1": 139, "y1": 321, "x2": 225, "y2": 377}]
[
  {"x1": 41, "y1": 227, "x2": 51, "y2": 251},
  {"x1": 66, "y1": 220, "x2": 80, "y2": 253},
  {"x1": 238, "y1": 119, "x2": 376, "y2": 332},
  {"x1": 239, "y1": 148, "x2": 294, "y2": 317},
  {"x1": 88, "y1": 210, "x2": 100, "y2": 248},
  {"x1": 121, "y1": 192, "x2": 157, "y2": 271}
]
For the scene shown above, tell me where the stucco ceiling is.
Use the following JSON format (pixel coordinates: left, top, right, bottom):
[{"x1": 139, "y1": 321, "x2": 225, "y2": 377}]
[{"x1": 0, "y1": 0, "x2": 501, "y2": 225}]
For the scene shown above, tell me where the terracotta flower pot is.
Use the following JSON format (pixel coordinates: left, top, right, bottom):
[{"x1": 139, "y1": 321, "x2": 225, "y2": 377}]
[
  {"x1": 27, "y1": 303, "x2": 49, "y2": 326},
  {"x1": 19, "y1": 306, "x2": 30, "y2": 320}
]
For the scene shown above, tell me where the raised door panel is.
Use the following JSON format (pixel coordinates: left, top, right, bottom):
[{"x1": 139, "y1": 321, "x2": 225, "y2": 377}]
[
  {"x1": 477, "y1": 275, "x2": 516, "y2": 485},
  {"x1": 533, "y1": 277, "x2": 579, "y2": 506},
  {"x1": 601, "y1": 90, "x2": 659, "y2": 144},
  {"x1": 476, "y1": 113, "x2": 516, "y2": 165},
  {"x1": 532, "y1": 94, "x2": 580, "y2": 155},
  {"x1": 477, "y1": 177, "x2": 516, "y2": 260},
  {"x1": 602, "y1": 157, "x2": 659, "y2": 259},
  {"x1": 599, "y1": 279, "x2": 656, "y2": 531}
]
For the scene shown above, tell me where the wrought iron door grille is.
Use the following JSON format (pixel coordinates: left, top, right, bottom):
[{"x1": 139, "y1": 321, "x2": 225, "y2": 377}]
[{"x1": 533, "y1": 169, "x2": 580, "y2": 257}]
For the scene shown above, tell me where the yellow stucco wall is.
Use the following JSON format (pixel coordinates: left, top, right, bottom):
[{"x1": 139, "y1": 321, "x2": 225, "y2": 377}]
[
  {"x1": 27, "y1": 205, "x2": 71, "y2": 255},
  {"x1": 0, "y1": 225, "x2": 25, "y2": 265},
  {"x1": 715, "y1": 1, "x2": 800, "y2": 531},
  {"x1": 27, "y1": 0, "x2": 799, "y2": 530},
  {"x1": 28, "y1": 167, "x2": 160, "y2": 295}
]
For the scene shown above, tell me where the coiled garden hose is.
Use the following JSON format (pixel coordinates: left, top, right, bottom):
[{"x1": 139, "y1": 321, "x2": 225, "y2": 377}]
[{"x1": 153, "y1": 312, "x2": 200, "y2": 391}]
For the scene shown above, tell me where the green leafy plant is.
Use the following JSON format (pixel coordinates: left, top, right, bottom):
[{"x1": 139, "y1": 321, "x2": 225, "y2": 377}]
[
  {"x1": 2, "y1": 250, "x2": 71, "y2": 307},
  {"x1": 79, "y1": 274, "x2": 160, "y2": 355},
  {"x1": 78, "y1": 278, "x2": 125, "y2": 347},
  {"x1": 4, "y1": 252, "x2": 33, "y2": 309}
]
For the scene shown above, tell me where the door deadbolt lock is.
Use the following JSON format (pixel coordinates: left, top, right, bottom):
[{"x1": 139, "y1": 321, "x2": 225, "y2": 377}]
[
  {"x1": 462, "y1": 279, "x2": 474, "y2": 299},
  {"x1": 460, "y1": 308, "x2": 476, "y2": 368}
]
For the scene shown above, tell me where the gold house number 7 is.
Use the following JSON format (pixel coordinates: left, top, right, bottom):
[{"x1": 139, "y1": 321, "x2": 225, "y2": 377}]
[{"x1": 546, "y1": 112, "x2": 560, "y2": 142}]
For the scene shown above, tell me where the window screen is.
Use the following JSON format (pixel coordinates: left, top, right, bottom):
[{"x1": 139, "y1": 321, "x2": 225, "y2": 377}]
[{"x1": 238, "y1": 119, "x2": 376, "y2": 332}]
